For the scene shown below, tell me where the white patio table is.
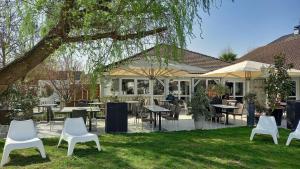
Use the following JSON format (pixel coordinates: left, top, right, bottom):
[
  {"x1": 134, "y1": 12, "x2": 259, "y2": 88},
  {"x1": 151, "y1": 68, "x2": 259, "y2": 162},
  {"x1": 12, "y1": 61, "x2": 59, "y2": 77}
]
[
  {"x1": 59, "y1": 107, "x2": 100, "y2": 131},
  {"x1": 37, "y1": 104, "x2": 58, "y2": 122}
]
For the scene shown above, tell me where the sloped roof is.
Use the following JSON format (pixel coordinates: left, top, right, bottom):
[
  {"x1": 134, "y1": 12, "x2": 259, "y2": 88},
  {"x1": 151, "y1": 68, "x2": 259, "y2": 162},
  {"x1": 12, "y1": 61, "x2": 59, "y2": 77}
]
[
  {"x1": 237, "y1": 34, "x2": 300, "y2": 69},
  {"x1": 109, "y1": 44, "x2": 230, "y2": 71}
]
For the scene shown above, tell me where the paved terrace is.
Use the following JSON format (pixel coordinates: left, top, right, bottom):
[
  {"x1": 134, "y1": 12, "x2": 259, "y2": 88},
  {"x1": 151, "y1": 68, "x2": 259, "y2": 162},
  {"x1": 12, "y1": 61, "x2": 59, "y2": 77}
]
[{"x1": 36, "y1": 114, "x2": 250, "y2": 138}]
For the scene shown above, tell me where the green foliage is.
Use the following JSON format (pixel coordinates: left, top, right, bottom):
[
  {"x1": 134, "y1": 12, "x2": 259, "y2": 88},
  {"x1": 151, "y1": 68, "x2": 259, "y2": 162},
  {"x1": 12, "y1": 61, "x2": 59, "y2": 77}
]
[
  {"x1": 190, "y1": 86, "x2": 211, "y2": 120},
  {"x1": 10, "y1": 0, "x2": 221, "y2": 92},
  {"x1": 0, "y1": 83, "x2": 39, "y2": 120},
  {"x1": 244, "y1": 92, "x2": 257, "y2": 104},
  {"x1": 209, "y1": 83, "x2": 229, "y2": 98},
  {"x1": 219, "y1": 48, "x2": 237, "y2": 62},
  {"x1": 265, "y1": 54, "x2": 293, "y2": 112}
]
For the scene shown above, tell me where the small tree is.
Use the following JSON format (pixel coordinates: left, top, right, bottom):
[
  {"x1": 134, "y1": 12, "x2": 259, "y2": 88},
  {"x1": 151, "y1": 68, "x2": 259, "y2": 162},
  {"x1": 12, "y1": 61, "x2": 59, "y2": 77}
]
[
  {"x1": 219, "y1": 48, "x2": 237, "y2": 62},
  {"x1": 210, "y1": 83, "x2": 229, "y2": 98},
  {"x1": 190, "y1": 86, "x2": 211, "y2": 121},
  {"x1": 265, "y1": 54, "x2": 293, "y2": 112}
]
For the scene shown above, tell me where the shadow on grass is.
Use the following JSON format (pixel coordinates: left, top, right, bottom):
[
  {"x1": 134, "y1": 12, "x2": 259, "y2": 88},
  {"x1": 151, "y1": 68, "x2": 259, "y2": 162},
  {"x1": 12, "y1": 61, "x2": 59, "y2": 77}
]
[{"x1": 6, "y1": 153, "x2": 50, "y2": 167}]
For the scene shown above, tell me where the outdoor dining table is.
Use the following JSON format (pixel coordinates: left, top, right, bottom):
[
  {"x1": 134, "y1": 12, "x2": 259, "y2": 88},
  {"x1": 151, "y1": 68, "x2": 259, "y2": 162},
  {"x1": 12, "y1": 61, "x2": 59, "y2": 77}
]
[
  {"x1": 125, "y1": 101, "x2": 139, "y2": 114},
  {"x1": 144, "y1": 105, "x2": 170, "y2": 131},
  {"x1": 88, "y1": 102, "x2": 104, "y2": 106},
  {"x1": 37, "y1": 104, "x2": 58, "y2": 122},
  {"x1": 59, "y1": 107, "x2": 100, "y2": 131},
  {"x1": 211, "y1": 104, "x2": 238, "y2": 125},
  {"x1": 159, "y1": 100, "x2": 172, "y2": 107}
]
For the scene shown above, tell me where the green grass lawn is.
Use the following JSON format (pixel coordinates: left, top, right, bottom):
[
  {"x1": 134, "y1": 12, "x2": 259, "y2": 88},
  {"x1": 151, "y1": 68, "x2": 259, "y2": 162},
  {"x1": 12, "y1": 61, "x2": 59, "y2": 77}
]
[{"x1": 1, "y1": 127, "x2": 300, "y2": 169}]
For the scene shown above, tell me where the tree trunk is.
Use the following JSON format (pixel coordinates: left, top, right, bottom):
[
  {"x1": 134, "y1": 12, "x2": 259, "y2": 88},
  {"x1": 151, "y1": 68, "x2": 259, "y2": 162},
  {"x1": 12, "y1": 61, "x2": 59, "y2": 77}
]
[{"x1": 0, "y1": 36, "x2": 63, "y2": 92}]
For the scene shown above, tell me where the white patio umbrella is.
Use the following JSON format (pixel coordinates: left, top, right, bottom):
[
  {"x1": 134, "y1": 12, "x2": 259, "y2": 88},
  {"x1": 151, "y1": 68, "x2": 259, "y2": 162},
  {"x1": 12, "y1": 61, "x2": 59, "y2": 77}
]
[
  {"x1": 108, "y1": 58, "x2": 208, "y2": 105},
  {"x1": 199, "y1": 60, "x2": 300, "y2": 93},
  {"x1": 199, "y1": 60, "x2": 300, "y2": 78}
]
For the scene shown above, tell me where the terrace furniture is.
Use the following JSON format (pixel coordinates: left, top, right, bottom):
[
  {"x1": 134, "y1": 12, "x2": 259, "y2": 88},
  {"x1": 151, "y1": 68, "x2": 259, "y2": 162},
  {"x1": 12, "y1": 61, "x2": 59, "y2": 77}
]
[
  {"x1": 250, "y1": 116, "x2": 279, "y2": 144},
  {"x1": 37, "y1": 103, "x2": 58, "y2": 122},
  {"x1": 163, "y1": 103, "x2": 181, "y2": 130},
  {"x1": 57, "y1": 117, "x2": 101, "y2": 156},
  {"x1": 232, "y1": 103, "x2": 245, "y2": 121},
  {"x1": 212, "y1": 104, "x2": 238, "y2": 125},
  {"x1": 1, "y1": 119, "x2": 46, "y2": 167},
  {"x1": 49, "y1": 108, "x2": 67, "y2": 131},
  {"x1": 209, "y1": 105, "x2": 225, "y2": 125},
  {"x1": 59, "y1": 107, "x2": 100, "y2": 131},
  {"x1": 144, "y1": 105, "x2": 170, "y2": 131},
  {"x1": 286, "y1": 121, "x2": 300, "y2": 146},
  {"x1": 71, "y1": 109, "x2": 88, "y2": 124}
]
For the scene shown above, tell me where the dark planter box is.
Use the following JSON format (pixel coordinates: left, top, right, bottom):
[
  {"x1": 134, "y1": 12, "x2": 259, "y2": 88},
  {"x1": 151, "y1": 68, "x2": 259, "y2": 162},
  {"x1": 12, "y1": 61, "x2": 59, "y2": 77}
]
[
  {"x1": 272, "y1": 108, "x2": 283, "y2": 126},
  {"x1": 0, "y1": 109, "x2": 12, "y2": 125},
  {"x1": 105, "y1": 102, "x2": 128, "y2": 133},
  {"x1": 247, "y1": 103, "x2": 255, "y2": 127},
  {"x1": 286, "y1": 100, "x2": 300, "y2": 130}
]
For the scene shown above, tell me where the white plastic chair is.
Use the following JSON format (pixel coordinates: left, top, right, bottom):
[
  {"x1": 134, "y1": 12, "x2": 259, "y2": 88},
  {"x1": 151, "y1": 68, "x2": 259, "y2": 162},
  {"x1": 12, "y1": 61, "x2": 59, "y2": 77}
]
[
  {"x1": 57, "y1": 117, "x2": 101, "y2": 156},
  {"x1": 1, "y1": 119, "x2": 46, "y2": 167},
  {"x1": 250, "y1": 116, "x2": 279, "y2": 144},
  {"x1": 286, "y1": 121, "x2": 300, "y2": 146}
]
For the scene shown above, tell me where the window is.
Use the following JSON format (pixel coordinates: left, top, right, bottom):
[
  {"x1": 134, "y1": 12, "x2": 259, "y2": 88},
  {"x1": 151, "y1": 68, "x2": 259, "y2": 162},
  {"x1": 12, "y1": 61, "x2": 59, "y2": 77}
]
[
  {"x1": 225, "y1": 81, "x2": 244, "y2": 99},
  {"x1": 180, "y1": 81, "x2": 190, "y2": 95},
  {"x1": 137, "y1": 79, "x2": 150, "y2": 95},
  {"x1": 289, "y1": 81, "x2": 296, "y2": 100},
  {"x1": 225, "y1": 82, "x2": 234, "y2": 96},
  {"x1": 103, "y1": 79, "x2": 119, "y2": 96},
  {"x1": 208, "y1": 80, "x2": 218, "y2": 89},
  {"x1": 154, "y1": 79, "x2": 165, "y2": 95},
  {"x1": 121, "y1": 79, "x2": 135, "y2": 95},
  {"x1": 235, "y1": 82, "x2": 244, "y2": 96},
  {"x1": 194, "y1": 79, "x2": 206, "y2": 93},
  {"x1": 169, "y1": 79, "x2": 179, "y2": 95}
]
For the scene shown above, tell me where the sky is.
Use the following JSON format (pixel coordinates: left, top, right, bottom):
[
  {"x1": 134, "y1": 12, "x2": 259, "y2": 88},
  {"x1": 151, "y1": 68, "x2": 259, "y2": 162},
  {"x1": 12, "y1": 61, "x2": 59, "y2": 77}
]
[{"x1": 187, "y1": 0, "x2": 300, "y2": 58}]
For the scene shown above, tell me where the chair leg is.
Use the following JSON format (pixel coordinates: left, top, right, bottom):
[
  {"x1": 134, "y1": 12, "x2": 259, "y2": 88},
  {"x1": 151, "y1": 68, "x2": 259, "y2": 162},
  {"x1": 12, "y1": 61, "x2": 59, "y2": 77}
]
[
  {"x1": 1, "y1": 147, "x2": 11, "y2": 167},
  {"x1": 286, "y1": 134, "x2": 293, "y2": 146},
  {"x1": 271, "y1": 134, "x2": 278, "y2": 144},
  {"x1": 94, "y1": 137, "x2": 101, "y2": 151},
  {"x1": 57, "y1": 135, "x2": 63, "y2": 148},
  {"x1": 250, "y1": 130, "x2": 256, "y2": 141},
  {"x1": 67, "y1": 141, "x2": 76, "y2": 156},
  {"x1": 37, "y1": 141, "x2": 46, "y2": 158}
]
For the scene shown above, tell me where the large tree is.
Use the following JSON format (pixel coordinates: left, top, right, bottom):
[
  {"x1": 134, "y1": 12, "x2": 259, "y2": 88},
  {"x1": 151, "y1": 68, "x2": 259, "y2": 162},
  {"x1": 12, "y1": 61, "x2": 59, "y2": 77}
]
[{"x1": 0, "y1": 0, "x2": 219, "y2": 92}]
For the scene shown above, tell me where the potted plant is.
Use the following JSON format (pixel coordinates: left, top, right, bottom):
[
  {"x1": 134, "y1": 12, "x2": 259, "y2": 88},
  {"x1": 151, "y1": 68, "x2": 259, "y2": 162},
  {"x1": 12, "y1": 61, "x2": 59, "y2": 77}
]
[
  {"x1": 265, "y1": 54, "x2": 293, "y2": 126},
  {"x1": 210, "y1": 83, "x2": 229, "y2": 99},
  {"x1": 244, "y1": 92, "x2": 256, "y2": 127},
  {"x1": 190, "y1": 86, "x2": 211, "y2": 129}
]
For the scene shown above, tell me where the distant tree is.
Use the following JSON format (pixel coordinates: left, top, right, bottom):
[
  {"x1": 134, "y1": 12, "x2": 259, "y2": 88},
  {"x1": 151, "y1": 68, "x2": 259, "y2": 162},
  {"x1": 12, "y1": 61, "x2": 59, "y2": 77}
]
[
  {"x1": 219, "y1": 48, "x2": 237, "y2": 62},
  {"x1": 0, "y1": 0, "x2": 22, "y2": 67}
]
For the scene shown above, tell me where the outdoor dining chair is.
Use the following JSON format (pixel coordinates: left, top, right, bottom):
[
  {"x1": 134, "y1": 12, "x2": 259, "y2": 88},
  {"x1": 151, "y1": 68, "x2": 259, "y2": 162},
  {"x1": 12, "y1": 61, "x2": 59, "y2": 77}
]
[
  {"x1": 163, "y1": 103, "x2": 181, "y2": 131},
  {"x1": 286, "y1": 121, "x2": 300, "y2": 146},
  {"x1": 232, "y1": 103, "x2": 244, "y2": 121},
  {"x1": 49, "y1": 108, "x2": 66, "y2": 131},
  {"x1": 1, "y1": 119, "x2": 46, "y2": 167},
  {"x1": 57, "y1": 117, "x2": 101, "y2": 156},
  {"x1": 250, "y1": 116, "x2": 279, "y2": 144}
]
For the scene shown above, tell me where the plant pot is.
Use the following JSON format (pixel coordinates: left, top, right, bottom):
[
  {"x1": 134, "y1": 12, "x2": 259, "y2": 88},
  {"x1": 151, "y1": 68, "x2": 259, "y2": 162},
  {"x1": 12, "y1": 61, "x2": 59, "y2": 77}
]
[
  {"x1": 272, "y1": 108, "x2": 283, "y2": 126},
  {"x1": 0, "y1": 125, "x2": 9, "y2": 138},
  {"x1": 194, "y1": 116, "x2": 205, "y2": 129},
  {"x1": 247, "y1": 102, "x2": 255, "y2": 127}
]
